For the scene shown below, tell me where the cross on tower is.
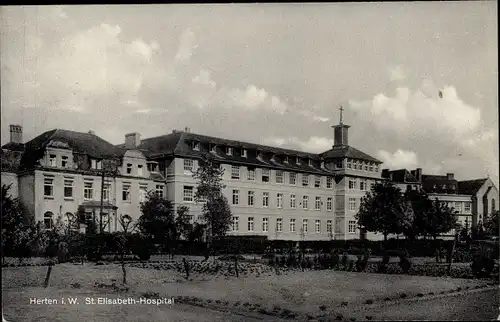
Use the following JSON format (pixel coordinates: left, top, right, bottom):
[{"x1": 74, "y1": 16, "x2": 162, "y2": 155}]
[{"x1": 339, "y1": 105, "x2": 344, "y2": 125}]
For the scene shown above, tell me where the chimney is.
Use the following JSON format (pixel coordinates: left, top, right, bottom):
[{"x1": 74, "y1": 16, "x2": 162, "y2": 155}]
[
  {"x1": 415, "y1": 168, "x2": 423, "y2": 182},
  {"x1": 381, "y1": 169, "x2": 390, "y2": 179},
  {"x1": 184, "y1": 127, "x2": 191, "y2": 133},
  {"x1": 88, "y1": 130, "x2": 95, "y2": 135},
  {"x1": 124, "y1": 132, "x2": 141, "y2": 149},
  {"x1": 446, "y1": 173, "x2": 454, "y2": 180},
  {"x1": 9, "y1": 125, "x2": 22, "y2": 144}
]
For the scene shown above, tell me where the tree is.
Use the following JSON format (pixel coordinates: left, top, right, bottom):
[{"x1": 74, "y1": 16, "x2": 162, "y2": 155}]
[
  {"x1": 193, "y1": 154, "x2": 232, "y2": 257},
  {"x1": 1, "y1": 184, "x2": 42, "y2": 264},
  {"x1": 138, "y1": 191, "x2": 176, "y2": 256},
  {"x1": 41, "y1": 215, "x2": 66, "y2": 287},
  {"x1": 175, "y1": 205, "x2": 193, "y2": 241},
  {"x1": 424, "y1": 199, "x2": 459, "y2": 240},
  {"x1": 356, "y1": 181, "x2": 414, "y2": 243},
  {"x1": 114, "y1": 214, "x2": 138, "y2": 284},
  {"x1": 483, "y1": 210, "x2": 499, "y2": 238}
]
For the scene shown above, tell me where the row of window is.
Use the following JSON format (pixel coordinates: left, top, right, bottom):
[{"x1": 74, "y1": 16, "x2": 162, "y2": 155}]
[
  {"x1": 43, "y1": 177, "x2": 165, "y2": 202},
  {"x1": 439, "y1": 201, "x2": 472, "y2": 213},
  {"x1": 48, "y1": 154, "x2": 71, "y2": 168},
  {"x1": 231, "y1": 217, "x2": 358, "y2": 234},
  {"x1": 184, "y1": 159, "x2": 335, "y2": 188}
]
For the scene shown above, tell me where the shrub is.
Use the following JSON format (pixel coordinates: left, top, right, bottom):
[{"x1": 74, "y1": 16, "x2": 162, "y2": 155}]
[{"x1": 365, "y1": 299, "x2": 374, "y2": 304}]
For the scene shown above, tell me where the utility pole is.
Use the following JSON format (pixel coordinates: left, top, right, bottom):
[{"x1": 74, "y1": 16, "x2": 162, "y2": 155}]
[{"x1": 99, "y1": 160, "x2": 105, "y2": 234}]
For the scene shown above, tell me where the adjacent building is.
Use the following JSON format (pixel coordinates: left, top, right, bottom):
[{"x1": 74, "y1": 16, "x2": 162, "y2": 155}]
[
  {"x1": 1, "y1": 116, "x2": 384, "y2": 240},
  {"x1": 382, "y1": 168, "x2": 499, "y2": 238}
]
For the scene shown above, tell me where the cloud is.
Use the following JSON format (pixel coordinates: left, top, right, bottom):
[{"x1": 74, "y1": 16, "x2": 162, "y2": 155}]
[
  {"x1": 388, "y1": 65, "x2": 406, "y2": 82},
  {"x1": 192, "y1": 69, "x2": 216, "y2": 88},
  {"x1": 262, "y1": 136, "x2": 333, "y2": 153},
  {"x1": 175, "y1": 28, "x2": 197, "y2": 62},
  {"x1": 228, "y1": 85, "x2": 269, "y2": 108},
  {"x1": 349, "y1": 81, "x2": 481, "y2": 141},
  {"x1": 299, "y1": 110, "x2": 330, "y2": 122},
  {"x1": 376, "y1": 149, "x2": 418, "y2": 169}
]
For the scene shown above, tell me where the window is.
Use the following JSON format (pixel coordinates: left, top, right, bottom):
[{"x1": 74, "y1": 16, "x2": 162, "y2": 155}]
[
  {"x1": 139, "y1": 186, "x2": 148, "y2": 203},
  {"x1": 327, "y1": 220, "x2": 332, "y2": 233},
  {"x1": 84, "y1": 182, "x2": 93, "y2": 200},
  {"x1": 455, "y1": 202, "x2": 462, "y2": 213},
  {"x1": 289, "y1": 219, "x2": 296, "y2": 232},
  {"x1": 192, "y1": 141, "x2": 200, "y2": 151},
  {"x1": 302, "y1": 174, "x2": 309, "y2": 187},
  {"x1": 49, "y1": 154, "x2": 57, "y2": 167},
  {"x1": 348, "y1": 220, "x2": 357, "y2": 233},
  {"x1": 296, "y1": 157, "x2": 300, "y2": 165},
  {"x1": 262, "y1": 218, "x2": 269, "y2": 232},
  {"x1": 369, "y1": 164, "x2": 373, "y2": 172},
  {"x1": 44, "y1": 212, "x2": 54, "y2": 229},
  {"x1": 276, "y1": 218, "x2": 283, "y2": 232},
  {"x1": 262, "y1": 192, "x2": 269, "y2": 207},
  {"x1": 232, "y1": 190, "x2": 239, "y2": 205},
  {"x1": 122, "y1": 184, "x2": 131, "y2": 201},
  {"x1": 64, "y1": 179, "x2": 73, "y2": 198},
  {"x1": 126, "y1": 163, "x2": 132, "y2": 174},
  {"x1": 492, "y1": 199, "x2": 496, "y2": 213},
  {"x1": 226, "y1": 147, "x2": 232, "y2": 155},
  {"x1": 336, "y1": 160, "x2": 343, "y2": 169},
  {"x1": 61, "y1": 156, "x2": 68, "y2": 168},
  {"x1": 231, "y1": 166, "x2": 240, "y2": 179},
  {"x1": 302, "y1": 196, "x2": 309, "y2": 209},
  {"x1": 314, "y1": 176, "x2": 321, "y2": 188},
  {"x1": 247, "y1": 167, "x2": 255, "y2": 180},
  {"x1": 184, "y1": 159, "x2": 194, "y2": 172},
  {"x1": 326, "y1": 177, "x2": 333, "y2": 189},
  {"x1": 285, "y1": 156, "x2": 290, "y2": 163},
  {"x1": 364, "y1": 163, "x2": 368, "y2": 171},
  {"x1": 248, "y1": 191, "x2": 254, "y2": 206},
  {"x1": 327, "y1": 197, "x2": 333, "y2": 211},
  {"x1": 156, "y1": 185, "x2": 164, "y2": 198},
  {"x1": 290, "y1": 194, "x2": 296, "y2": 208},
  {"x1": 242, "y1": 149, "x2": 247, "y2": 158},
  {"x1": 137, "y1": 165, "x2": 144, "y2": 176},
  {"x1": 348, "y1": 198, "x2": 357, "y2": 211},
  {"x1": 232, "y1": 216, "x2": 239, "y2": 231},
  {"x1": 262, "y1": 169, "x2": 270, "y2": 182},
  {"x1": 103, "y1": 183, "x2": 110, "y2": 201},
  {"x1": 315, "y1": 197, "x2": 321, "y2": 210},
  {"x1": 347, "y1": 160, "x2": 352, "y2": 169},
  {"x1": 321, "y1": 161, "x2": 325, "y2": 168},
  {"x1": 289, "y1": 173, "x2": 296, "y2": 185},
  {"x1": 277, "y1": 193, "x2": 283, "y2": 208},
  {"x1": 348, "y1": 179, "x2": 357, "y2": 190},
  {"x1": 375, "y1": 165, "x2": 379, "y2": 172},
  {"x1": 360, "y1": 180, "x2": 367, "y2": 191},
  {"x1": 183, "y1": 186, "x2": 194, "y2": 202},
  {"x1": 308, "y1": 159, "x2": 313, "y2": 166},
  {"x1": 315, "y1": 220, "x2": 321, "y2": 233},
  {"x1": 44, "y1": 178, "x2": 54, "y2": 197},
  {"x1": 276, "y1": 170, "x2": 284, "y2": 184},
  {"x1": 302, "y1": 219, "x2": 308, "y2": 233},
  {"x1": 248, "y1": 217, "x2": 254, "y2": 231}
]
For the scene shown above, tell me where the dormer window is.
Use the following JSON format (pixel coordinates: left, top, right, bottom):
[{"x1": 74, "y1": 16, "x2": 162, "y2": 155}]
[
  {"x1": 191, "y1": 141, "x2": 200, "y2": 151},
  {"x1": 210, "y1": 144, "x2": 217, "y2": 153},
  {"x1": 61, "y1": 156, "x2": 69, "y2": 168},
  {"x1": 49, "y1": 154, "x2": 57, "y2": 167},
  {"x1": 321, "y1": 161, "x2": 325, "y2": 168},
  {"x1": 226, "y1": 147, "x2": 232, "y2": 155},
  {"x1": 126, "y1": 163, "x2": 132, "y2": 174},
  {"x1": 285, "y1": 156, "x2": 289, "y2": 163},
  {"x1": 308, "y1": 159, "x2": 313, "y2": 167},
  {"x1": 242, "y1": 149, "x2": 247, "y2": 158},
  {"x1": 91, "y1": 159, "x2": 102, "y2": 170},
  {"x1": 296, "y1": 157, "x2": 300, "y2": 165},
  {"x1": 138, "y1": 164, "x2": 144, "y2": 176},
  {"x1": 336, "y1": 160, "x2": 343, "y2": 169}
]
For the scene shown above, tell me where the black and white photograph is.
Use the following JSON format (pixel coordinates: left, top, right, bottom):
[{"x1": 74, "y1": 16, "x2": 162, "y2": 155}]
[{"x1": 1, "y1": 3, "x2": 498, "y2": 321}]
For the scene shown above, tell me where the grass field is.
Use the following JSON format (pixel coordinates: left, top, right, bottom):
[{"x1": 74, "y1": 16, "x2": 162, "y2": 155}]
[{"x1": 2, "y1": 260, "x2": 491, "y2": 321}]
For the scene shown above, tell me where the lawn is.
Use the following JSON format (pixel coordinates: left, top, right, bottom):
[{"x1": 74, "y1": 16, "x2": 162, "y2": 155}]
[{"x1": 2, "y1": 261, "x2": 491, "y2": 321}]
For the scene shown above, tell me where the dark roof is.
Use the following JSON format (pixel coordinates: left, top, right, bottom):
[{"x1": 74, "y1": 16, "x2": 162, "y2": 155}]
[
  {"x1": 318, "y1": 145, "x2": 381, "y2": 163},
  {"x1": 457, "y1": 179, "x2": 488, "y2": 195},
  {"x1": 20, "y1": 129, "x2": 121, "y2": 169},
  {"x1": 116, "y1": 131, "x2": 368, "y2": 175},
  {"x1": 1, "y1": 149, "x2": 23, "y2": 172},
  {"x1": 1, "y1": 142, "x2": 25, "y2": 152},
  {"x1": 383, "y1": 169, "x2": 420, "y2": 183},
  {"x1": 150, "y1": 172, "x2": 166, "y2": 182},
  {"x1": 421, "y1": 175, "x2": 459, "y2": 194}
]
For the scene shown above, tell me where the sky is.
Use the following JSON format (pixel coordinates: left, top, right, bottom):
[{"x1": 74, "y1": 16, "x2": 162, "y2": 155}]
[{"x1": 1, "y1": 3, "x2": 498, "y2": 185}]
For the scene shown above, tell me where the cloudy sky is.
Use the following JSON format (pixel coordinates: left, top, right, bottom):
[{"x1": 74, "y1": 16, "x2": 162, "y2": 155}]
[{"x1": 1, "y1": 3, "x2": 498, "y2": 184}]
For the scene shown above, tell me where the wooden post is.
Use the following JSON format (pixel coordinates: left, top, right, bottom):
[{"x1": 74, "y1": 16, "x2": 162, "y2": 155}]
[{"x1": 447, "y1": 233, "x2": 458, "y2": 275}]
